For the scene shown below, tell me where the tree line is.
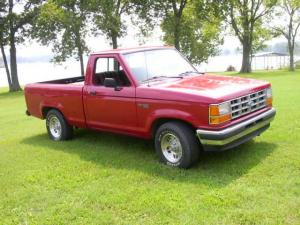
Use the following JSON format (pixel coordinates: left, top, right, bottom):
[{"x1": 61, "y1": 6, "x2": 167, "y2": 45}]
[{"x1": 0, "y1": 0, "x2": 300, "y2": 92}]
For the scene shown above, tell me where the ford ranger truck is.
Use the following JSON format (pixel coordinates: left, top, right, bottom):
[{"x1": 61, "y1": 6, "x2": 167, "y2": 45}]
[{"x1": 24, "y1": 46, "x2": 276, "y2": 168}]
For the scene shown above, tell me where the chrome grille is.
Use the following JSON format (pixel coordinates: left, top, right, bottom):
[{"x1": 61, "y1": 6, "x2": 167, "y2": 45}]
[{"x1": 231, "y1": 89, "x2": 267, "y2": 119}]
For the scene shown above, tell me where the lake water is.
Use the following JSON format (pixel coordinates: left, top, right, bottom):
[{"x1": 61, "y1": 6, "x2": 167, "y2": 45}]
[
  {"x1": 0, "y1": 54, "x2": 293, "y2": 87},
  {"x1": 0, "y1": 61, "x2": 81, "y2": 87}
]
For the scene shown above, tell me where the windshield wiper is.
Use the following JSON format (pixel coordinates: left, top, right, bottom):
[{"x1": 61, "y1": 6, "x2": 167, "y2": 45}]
[
  {"x1": 178, "y1": 71, "x2": 204, "y2": 77},
  {"x1": 141, "y1": 75, "x2": 183, "y2": 84}
]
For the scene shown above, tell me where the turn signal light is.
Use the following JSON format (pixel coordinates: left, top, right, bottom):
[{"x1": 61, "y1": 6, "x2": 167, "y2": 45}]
[
  {"x1": 266, "y1": 97, "x2": 273, "y2": 107},
  {"x1": 209, "y1": 105, "x2": 220, "y2": 116},
  {"x1": 266, "y1": 87, "x2": 273, "y2": 107},
  {"x1": 210, "y1": 114, "x2": 231, "y2": 125}
]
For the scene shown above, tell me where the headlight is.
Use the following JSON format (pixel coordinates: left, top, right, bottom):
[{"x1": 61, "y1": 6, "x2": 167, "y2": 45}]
[
  {"x1": 209, "y1": 102, "x2": 232, "y2": 125},
  {"x1": 266, "y1": 87, "x2": 273, "y2": 107},
  {"x1": 218, "y1": 102, "x2": 232, "y2": 115}
]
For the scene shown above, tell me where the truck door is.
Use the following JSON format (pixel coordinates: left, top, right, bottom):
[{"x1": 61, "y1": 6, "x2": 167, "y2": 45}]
[{"x1": 84, "y1": 55, "x2": 137, "y2": 132}]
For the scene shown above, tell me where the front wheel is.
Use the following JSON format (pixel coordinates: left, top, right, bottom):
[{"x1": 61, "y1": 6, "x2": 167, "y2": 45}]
[
  {"x1": 46, "y1": 109, "x2": 73, "y2": 141},
  {"x1": 155, "y1": 122, "x2": 200, "y2": 168}
]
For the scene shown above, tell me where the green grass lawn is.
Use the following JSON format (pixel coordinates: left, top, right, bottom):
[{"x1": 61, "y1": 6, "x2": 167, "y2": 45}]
[{"x1": 0, "y1": 70, "x2": 299, "y2": 225}]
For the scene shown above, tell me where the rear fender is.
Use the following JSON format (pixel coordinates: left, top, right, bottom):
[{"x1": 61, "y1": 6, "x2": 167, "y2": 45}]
[{"x1": 40, "y1": 101, "x2": 65, "y2": 120}]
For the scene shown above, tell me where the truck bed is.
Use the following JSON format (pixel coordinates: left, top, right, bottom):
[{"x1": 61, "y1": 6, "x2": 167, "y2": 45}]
[
  {"x1": 39, "y1": 76, "x2": 85, "y2": 85},
  {"x1": 24, "y1": 76, "x2": 86, "y2": 128}
]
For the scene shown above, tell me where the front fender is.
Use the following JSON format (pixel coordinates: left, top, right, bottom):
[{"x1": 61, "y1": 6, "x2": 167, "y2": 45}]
[{"x1": 145, "y1": 109, "x2": 201, "y2": 134}]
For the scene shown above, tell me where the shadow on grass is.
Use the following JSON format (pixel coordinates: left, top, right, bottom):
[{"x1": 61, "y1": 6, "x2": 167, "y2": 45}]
[
  {"x1": 0, "y1": 90, "x2": 23, "y2": 99},
  {"x1": 21, "y1": 129, "x2": 277, "y2": 188}
]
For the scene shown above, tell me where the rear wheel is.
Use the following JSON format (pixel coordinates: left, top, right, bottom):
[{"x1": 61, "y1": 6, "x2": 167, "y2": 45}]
[
  {"x1": 46, "y1": 109, "x2": 73, "y2": 141},
  {"x1": 155, "y1": 122, "x2": 200, "y2": 168}
]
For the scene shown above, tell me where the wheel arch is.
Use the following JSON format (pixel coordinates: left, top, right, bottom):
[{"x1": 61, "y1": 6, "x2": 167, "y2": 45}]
[
  {"x1": 151, "y1": 118, "x2": 196, "y2": 138},
  {"x1": 42, "y1": 106, "x2": 63, "y2": 119}
]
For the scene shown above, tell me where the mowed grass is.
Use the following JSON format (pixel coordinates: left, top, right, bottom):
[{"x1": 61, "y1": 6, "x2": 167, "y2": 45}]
[{"x1": 0, "y1": 70, "x2": 299, "y2": 225}]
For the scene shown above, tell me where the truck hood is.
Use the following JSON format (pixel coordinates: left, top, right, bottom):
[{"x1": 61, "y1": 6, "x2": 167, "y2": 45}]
[{"x1": 141, "y1": 73, "x2": 270, "y2": 103}]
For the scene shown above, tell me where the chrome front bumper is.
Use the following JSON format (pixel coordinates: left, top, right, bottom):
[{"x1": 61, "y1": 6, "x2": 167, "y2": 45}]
[{"x1": 196, "y1": 108, "x2": 276, "y2": 151}]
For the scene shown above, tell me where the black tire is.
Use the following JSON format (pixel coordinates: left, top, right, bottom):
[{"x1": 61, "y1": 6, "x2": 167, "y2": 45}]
[
  {"x1": 46, "y1": 109, "x2": 73, "y2": 141},
  {"x1": 154, "y1": 121, "x2": 200, "y2": 169}
]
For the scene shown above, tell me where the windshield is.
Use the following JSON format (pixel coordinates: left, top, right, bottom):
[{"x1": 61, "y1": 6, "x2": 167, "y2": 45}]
[{"x1": 123, "y1": 49, "x2": 198, "y2": 84}]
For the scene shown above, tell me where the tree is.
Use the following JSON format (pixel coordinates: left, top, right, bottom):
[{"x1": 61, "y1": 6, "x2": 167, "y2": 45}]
[
  {"x1": 0, "y1": 28, "x2": 12, "y2": 91},
  {"x1": 0, "y1": 1, "x2": 12, "y2": 90},
  {"x1": 272, "y1": 0, "x2": 300, "y2": 71},
  {"x1": 90, "y1": 0, "x2": 136, "y2": 49},
  {"x1": 227, "y1": 0, "x2": 277, "y2": 73},
  {"x1": 157, "y1": 0, "x2": 223, "y2": 65},
  {"x1": 161, "y1": 0, "x2": 188, "y2": 50},
  {"x1": 0, "y1": 0, "x2": 42, "y2": 92},
  {"x1": 33, "y1": 0, "x2": 89, "y2": 76}
]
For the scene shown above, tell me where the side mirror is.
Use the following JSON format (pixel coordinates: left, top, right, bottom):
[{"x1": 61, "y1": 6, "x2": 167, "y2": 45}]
[
  {"x1": 103, "y1": 77, "x2": 122, "y2": 91},
  {"x1": 104, "y1": 78, "x2": 117, "y2": 88}
]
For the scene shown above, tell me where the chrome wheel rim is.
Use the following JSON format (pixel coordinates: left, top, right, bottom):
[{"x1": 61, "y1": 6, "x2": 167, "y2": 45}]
[
  {"x1": 161, "y1": 133, "x2": 183, "y2": 164},
  {"x1": 49, "y1": 116, "x2": 62, "y2": 139}
]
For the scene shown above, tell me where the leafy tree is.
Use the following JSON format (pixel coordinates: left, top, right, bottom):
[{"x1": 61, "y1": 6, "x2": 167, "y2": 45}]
[
  {"x1": 33, "y1": 0, "x2": 89, "y2": 76},
  {"x1": 88, "y1": 0, "x2": 131, "y2": 49},
  {"x1": 227, "y1": 0, "x2": 278, "y2": 73},
  {"x1": 272, "y1": 0, "x2": 300, "y2": 71},
  {"x1": 130, "y1": 0, "x2": 157, "y2": 39},
  {"x1": 0, "y1": 0, "x2": 42, "y2": 92},
  {"x1": 157, "y1": 0, "x2": 223, "y2": 65},
  {"x1": 160, "y1": 0, "x2": 188, "y2": 50}
]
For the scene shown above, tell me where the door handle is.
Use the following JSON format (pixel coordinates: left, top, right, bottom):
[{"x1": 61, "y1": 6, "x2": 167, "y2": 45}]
[
  {"x1": 115, "y1": 87, "x2": 123, "y2": 91},
  {"x1": 89, "y1": 91, "x2": 97, "y2": 96}
]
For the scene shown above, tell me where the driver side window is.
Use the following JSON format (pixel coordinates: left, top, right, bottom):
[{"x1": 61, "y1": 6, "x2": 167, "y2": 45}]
[{"x1": 93, "y1": 57, "x2": 130, "y2": 87}]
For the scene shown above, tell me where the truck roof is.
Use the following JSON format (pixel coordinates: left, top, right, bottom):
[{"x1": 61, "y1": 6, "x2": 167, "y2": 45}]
[{"x1": 91, "y1": 46, "x2": 174, "y2": 55}]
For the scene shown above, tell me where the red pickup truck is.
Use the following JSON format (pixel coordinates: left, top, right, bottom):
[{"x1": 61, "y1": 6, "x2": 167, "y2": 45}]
[{"x1": 25, "y1": 46, "x2": 276, "y2": 168}]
